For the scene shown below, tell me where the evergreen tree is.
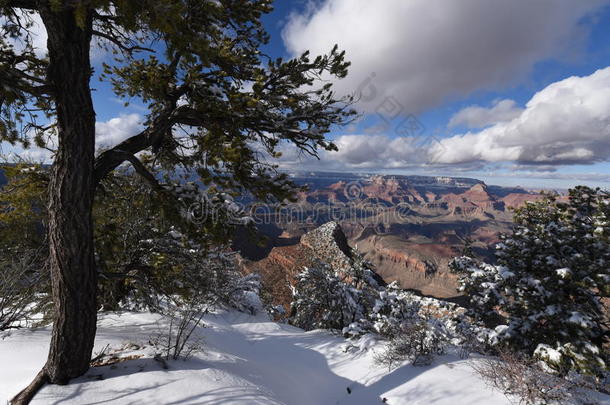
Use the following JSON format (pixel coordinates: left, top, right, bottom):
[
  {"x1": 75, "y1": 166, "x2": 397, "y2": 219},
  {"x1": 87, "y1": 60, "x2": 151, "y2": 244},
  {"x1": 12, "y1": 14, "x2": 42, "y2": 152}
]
[
  {"x1": 291, "y1": 250, "x2": 380, "y2": 333},
  {"x1": 0, "y1": 163, "x2": 48, "y2": 251},
  {"x1": 450, "y1": 186, "x2": 609, "y2": 376},
  {"x1": 291, "y1": 262, "x2": 365, "y2": 331},
  {"x1": 0, "y1": 164, "x2": 50, "y2": 331},
  {"x1": 1, "y1": 2, "x2": 353, "y2": 402}
]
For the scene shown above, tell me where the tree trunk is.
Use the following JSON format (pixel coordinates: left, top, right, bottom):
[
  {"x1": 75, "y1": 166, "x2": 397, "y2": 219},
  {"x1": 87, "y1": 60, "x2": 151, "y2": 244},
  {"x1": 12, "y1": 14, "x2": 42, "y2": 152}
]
[
  {"x1": 12, "y1": 9, "x2": 96, "y2": 402},
  {"x1": 41, "y1": 6, "x2": 97, "y2": 384},
  {"x1": 11, "y1": 9, "x2": 97, "y2": 401}
]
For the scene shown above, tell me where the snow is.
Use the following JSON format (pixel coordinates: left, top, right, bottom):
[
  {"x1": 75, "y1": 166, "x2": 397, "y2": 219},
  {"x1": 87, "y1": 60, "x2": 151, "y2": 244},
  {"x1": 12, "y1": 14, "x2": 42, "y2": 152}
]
[
  {"x1": 555, "y1": 267, "x2": 572, "y2": 278},
  {"x1": 1, "y1": 310, "x2": 512, "y2": 405},
  {"x1": 534, "y1": 344, "x2": 563, "y2": 364}
]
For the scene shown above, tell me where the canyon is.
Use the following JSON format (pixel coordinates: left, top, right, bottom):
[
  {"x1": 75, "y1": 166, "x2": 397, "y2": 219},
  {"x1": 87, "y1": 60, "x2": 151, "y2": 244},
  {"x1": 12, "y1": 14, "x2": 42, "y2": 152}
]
[{"x1": 236, "y1": 172, "x2": 548, "y2": 300}]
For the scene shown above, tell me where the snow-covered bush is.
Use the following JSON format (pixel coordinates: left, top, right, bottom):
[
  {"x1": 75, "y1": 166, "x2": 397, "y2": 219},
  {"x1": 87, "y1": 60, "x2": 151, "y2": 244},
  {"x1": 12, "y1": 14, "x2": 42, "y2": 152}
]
[
  {"x1": 473, "y1": 349, "x2": 602, "y2": 405},
  {"x1": 291, "y1": 250, "x2": 479, "y2": 367},
  {"x1": 369, "y1": 282, "x2": 423, "y2": 337},
  {"x1": 117, "y1": 238, "x2": 258, "y2": 315},
  {"x1": 291, "y1": 262, "x2": 368, "y2": 331},
  {"x1": 369, "y1": 284, "x2": 472, "y2": 368},
  {"x1": 291, "y1": 249, "x2": 383, "y2": 332},
  {"x1": 374, "y1": 317, "x2": 447, "y2": 369},
  {"x1": 225, "y1": 273, "x2": 263, "y2": 315},
  {"x1": 451, "y1": 186, "x2": 609, "y2": 376}
]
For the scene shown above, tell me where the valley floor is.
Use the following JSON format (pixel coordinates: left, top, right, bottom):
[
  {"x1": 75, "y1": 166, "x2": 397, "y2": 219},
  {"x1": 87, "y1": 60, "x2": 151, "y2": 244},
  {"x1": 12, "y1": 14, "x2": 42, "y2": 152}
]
[{"x1": 2, "y1": 310, "x2": 514, "y2": 404}]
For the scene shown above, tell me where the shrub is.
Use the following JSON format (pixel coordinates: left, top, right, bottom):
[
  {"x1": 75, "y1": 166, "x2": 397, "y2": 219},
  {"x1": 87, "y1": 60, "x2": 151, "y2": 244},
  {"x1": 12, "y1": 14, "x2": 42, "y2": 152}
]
[
  {"x1": 225, "y1": 273, "x2": 263, "y2": 315},
  {"x1": 148, "y1": 260, "x2": 263, "y2": 361},
  {"x1": 94, "y1": 168, "x2": 249, "y2": 311},
  {"x1": 290, "y1": 251, "x2": 379, "y2": 332},
  {"x1": 291, "y1": 251, "x2": 473, "y2": 368},
  {"x1": 374, "y1": 316, "x2": 447, "y2": 369},
  {"x1": 291, "y1": 263, "x2": 363, "y2": 331},
  {"x1": 150, "y1": 298, "x2": 207, "y2": 361},
  {"x1": 473, "y1": 349, "x2": 602, "y2": 405}
]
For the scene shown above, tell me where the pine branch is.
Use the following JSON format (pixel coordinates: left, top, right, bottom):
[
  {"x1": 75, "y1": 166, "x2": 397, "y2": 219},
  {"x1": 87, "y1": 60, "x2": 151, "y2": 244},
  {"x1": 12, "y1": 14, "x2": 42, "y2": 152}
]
[
  {"x1": 92, "y1": 30, "x2": 155, "y2": 54},
  {"x1": 94, "y1": 109, "x2": 175, "y2": 186}
]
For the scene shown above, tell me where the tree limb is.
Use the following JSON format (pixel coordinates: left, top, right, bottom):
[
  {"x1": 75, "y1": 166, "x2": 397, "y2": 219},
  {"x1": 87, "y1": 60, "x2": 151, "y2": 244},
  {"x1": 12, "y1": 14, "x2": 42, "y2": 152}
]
[
  {"x1": 5, "y1": 1, "x2": 37, "y2": 10},
  {"x1": 107, "y1": 150, "x2": 164, "y2": 192},
  {"x1": 94, "y1": 111, "x2": 174, "y2": 186},
  {"x1": 92, "y1": 30, "x2": 155, "y2": 54}
]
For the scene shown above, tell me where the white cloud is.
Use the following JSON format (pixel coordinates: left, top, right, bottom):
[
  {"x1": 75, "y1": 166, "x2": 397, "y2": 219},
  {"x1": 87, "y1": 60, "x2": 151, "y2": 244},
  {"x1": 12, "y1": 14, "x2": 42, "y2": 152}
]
[
  {"x1": 431, "y1": 67, "x2": 610, "y2": 165},
  {"x1": 26, "y1": 13, "x2": 47, "y2": 57},
  {"x1": 95, "y1": 114, "x2": 142, "y2": 150},
  {"x1": 278, "y1": 68, "x2": 610, "y2": 172},
  {"x1": 331, "y1": 135, "x2": 426, "y2": 168},
  {"x1": 276, "y1": 133, "x2": 435, "y2": 171},
  {"x1": 448, "y1": 99, "x2": 523, "y2": 129},
  {"x1": 283, "y1": 0, "x2": 609, "y2": 113},
  {"x1": 493, "y1": 171, "x2": 610, "y2": 183},
  {"x1": 1, "y1": 146, "x2": 53, "y2": 164}
]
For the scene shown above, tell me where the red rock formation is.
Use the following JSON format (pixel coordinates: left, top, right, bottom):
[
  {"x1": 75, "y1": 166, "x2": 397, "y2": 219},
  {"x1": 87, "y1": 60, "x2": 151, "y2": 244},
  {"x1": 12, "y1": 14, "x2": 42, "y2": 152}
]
[
  {"x1": 241, "y1": 222, "x2": 357, "y2": 312},
  {"x1": 501, "y1": 192, "x2": 544, "y2": 208}
]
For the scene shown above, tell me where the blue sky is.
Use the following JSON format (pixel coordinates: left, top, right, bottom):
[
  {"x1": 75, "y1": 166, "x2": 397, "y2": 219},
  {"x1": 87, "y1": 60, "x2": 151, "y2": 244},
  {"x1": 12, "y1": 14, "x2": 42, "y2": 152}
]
[
  {"x1": 3, "y1": 1, "x2": 610, "y2": 190},
  {"x1": 271, "y1": 0, "x2": 610, "y2": 189}
]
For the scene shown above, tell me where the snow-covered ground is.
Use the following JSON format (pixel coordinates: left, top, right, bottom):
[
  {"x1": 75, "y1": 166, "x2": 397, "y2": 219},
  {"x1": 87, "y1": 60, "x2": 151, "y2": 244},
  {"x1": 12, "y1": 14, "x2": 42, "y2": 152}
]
[{"x1": 2, "y1": 310, "x2": 514, "y2": 404}]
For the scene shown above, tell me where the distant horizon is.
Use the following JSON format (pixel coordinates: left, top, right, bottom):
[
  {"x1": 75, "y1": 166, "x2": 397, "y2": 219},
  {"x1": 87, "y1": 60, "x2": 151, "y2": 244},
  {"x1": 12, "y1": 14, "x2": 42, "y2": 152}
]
[
  {"x1": 0, "y1": 161, "x2": 605, "y2": 191},
  {"x1": 280, "y1": 168, "x2": 606, "y2": 191}
]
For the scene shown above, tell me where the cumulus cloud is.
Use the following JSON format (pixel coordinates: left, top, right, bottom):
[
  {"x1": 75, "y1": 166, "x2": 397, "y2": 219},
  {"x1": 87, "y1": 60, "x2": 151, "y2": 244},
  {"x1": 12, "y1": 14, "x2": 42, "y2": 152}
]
[
  {"x1": 95, "y1": 114, "x2": 142, "y2": 150},
  {"x1": 448, "y1": 99, "x2": 523, "y2": 129},
  {"x1": 431, "y1": 67, "x2": 610, "y2": 166},
  {"x1": 276, "y1": 133, "x2": 438, "y2": 171},
  {"x1": 278, "y1": 67, "x2": 610, "y2": 174},
  {"x1": 283, "y1": 0, "x2": 609, "y2": 113},
  {"x1": 331, "y1": 135, "x2": 430, "y2": 168}
]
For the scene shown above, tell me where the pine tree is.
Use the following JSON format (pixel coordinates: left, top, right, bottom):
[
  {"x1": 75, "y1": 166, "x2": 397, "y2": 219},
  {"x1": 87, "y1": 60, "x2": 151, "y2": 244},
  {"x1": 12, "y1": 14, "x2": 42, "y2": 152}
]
[
  {"x1": 1, "y1": 2, "x2": 354, "y2": 402},
  {"x1": 450, "y1": 187, "x2": 609, "y2": 375},
  {"x1": 291, "y1": 262, "x2": 364, "y2": 331}
]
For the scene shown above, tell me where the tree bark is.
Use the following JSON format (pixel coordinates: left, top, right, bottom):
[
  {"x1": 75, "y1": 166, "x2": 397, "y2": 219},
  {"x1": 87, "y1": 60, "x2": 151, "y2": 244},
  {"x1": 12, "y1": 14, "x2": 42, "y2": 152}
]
[
  {"x1": 40, "y1": 7, "x2": 97, "y2": 385},
  {"x1": 42, "y1": 4, "x2": 97, "y2": 385}
]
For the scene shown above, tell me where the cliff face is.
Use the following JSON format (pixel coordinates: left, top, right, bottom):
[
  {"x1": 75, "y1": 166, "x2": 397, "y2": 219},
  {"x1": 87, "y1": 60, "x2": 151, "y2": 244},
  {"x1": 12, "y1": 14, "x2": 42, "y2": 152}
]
[
  {"x1": 501, "y1": 192, "x2": 544, "y2": 208},
  {"x1": 241, "y1": 222, "x2": 357, "y2": 311},
  {"x1": 300, "y1": 222, "x2": 352, "y2": 272},
  {"x1": 354, "y1": 234, "x2": 461, "y2": 298},
  {"x1": 240, "y1": 220, "x2": 462, "y2": 311},
  {"x1": 438, "y1": 183, "x2": 506, "y2": 218}
]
